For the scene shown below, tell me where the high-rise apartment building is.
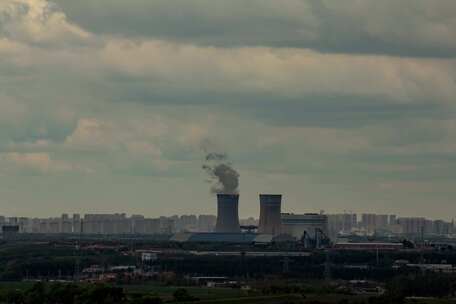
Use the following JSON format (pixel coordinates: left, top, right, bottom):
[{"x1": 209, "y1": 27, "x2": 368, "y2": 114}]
[
  {"x1": 328, "y1": 213, "x2": 357, "y2": 238},
  {"x1": 397, "y1": 217, "x2": 426, "y2": 234},
  {"x1": 198, "y1": 215, "x2": 217, "y2": 232}
]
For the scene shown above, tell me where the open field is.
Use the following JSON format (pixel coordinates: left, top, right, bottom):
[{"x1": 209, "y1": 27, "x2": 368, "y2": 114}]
[
  {"x1": 404, "y1": 299, "x2": 456, "y2": 304},
  {"x1": 3, "y1": 281, "x2": 456, "y2": 303},
  {"x1": 122, "y1": 284, "x2": 253, "y2": 301}
]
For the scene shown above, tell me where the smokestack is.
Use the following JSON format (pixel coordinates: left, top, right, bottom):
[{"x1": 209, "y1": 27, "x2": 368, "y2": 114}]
[
  {"x1": 215, "y1": 194, "x2": 241, "y2": 233},
  {"x1": 258, "y1": 194, "x2": 282, "y2": 235}
]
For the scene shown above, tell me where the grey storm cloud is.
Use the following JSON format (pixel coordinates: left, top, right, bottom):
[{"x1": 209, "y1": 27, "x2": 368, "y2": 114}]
[{"x1": 53, "y1": 0, "x2": 456, "y2": 57}]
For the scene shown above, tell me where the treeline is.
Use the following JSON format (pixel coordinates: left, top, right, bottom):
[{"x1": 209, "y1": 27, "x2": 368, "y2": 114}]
[
  {"x1": 0, "y1": 282, "x2": 167, "y2": 304},
  {"x1": 0, "y1": 243, "x2": 135, "y2": 281},
  {"x1": 4, "y1": 242, "x2": 456, "y2": 283},
  {"x1": 362, "y1": 272, "x2": 456, "y2": 304},
  {"x1": 386, "y1": 272, "x2": 456, "y2": 299}
]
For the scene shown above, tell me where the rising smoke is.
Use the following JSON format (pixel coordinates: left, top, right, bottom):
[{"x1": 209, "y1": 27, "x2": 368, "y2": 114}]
[{"x1": 202, "y1": 143, "x2": 239, "y2": 194}]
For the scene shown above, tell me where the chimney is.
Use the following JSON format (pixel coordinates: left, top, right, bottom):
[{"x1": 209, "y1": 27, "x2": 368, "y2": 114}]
[
  {"x1": 215, "y1": 194, "x2": 241, "y2": 233},
  {"x1": 258, "y1": 194, "x2": 282, "y2": 235}
]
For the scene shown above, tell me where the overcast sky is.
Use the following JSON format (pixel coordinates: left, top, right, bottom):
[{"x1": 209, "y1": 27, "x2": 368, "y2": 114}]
[{"x1": 1, "y1": 0, "x2": 456, "y2": 219}]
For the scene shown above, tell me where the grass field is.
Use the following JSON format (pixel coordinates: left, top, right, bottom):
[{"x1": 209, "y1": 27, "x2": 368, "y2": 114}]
[
  {"x1": 3, "y1": 281, "x2": 456, "y2": 303},
  {"x1": 404, "y1": 299, "x2": 456, "y2": 304},
  {"x1": 122, "y1": 284, "x2": 253, "y2": 300},
  {"x1": 0, "y1": 281, "x2": 35, "y2": 290}
]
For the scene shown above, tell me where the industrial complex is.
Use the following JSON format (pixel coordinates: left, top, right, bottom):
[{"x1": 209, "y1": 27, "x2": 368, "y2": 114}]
[
  {"x1": 2, "y1": 193, "x2": 455, "y2": 248},
  {"x1": 1, "y1": 193, "x2": 330, "y2": 246},
  {"x1": 183, "y1": 193, "x2": 329, "y2": 245}
]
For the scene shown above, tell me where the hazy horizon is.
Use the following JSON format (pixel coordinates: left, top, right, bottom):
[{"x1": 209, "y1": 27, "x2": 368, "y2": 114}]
[{"x1": 1, "y1": 0, "x2": 456, "y2": 220}]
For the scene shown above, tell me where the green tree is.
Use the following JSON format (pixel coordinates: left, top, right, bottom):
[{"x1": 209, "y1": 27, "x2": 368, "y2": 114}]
[{"x1": 172, "y1": 288, "x2": 197, "y2": 302}]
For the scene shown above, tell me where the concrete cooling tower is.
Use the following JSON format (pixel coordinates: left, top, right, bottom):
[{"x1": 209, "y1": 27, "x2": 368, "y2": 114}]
[
  {"x1": 258, "y1": 194, "x2": 282, "y2": 235},
  {"x1": 215, "y1": 194, "x2": 241, "y2": 233}
]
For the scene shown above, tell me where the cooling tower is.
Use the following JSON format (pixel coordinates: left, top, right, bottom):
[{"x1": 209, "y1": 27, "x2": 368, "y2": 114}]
[
  {"x1": 215, "y1": 194, "x2": 241, "y2": 233},
  {"x1": 258, "y1": 194, "x2": 282, "y2": 235}
]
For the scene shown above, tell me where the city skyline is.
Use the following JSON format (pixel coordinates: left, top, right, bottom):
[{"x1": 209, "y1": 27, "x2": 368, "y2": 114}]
[
  {"x1": 2, "y1": 211, "x2": 454, "y2": 238},
  {"x1": 1, "y1": 210, "x2": 455, "y2": 223},
  {"x1": 1, "y1": 0, "x2": 456, "y2": 219}
]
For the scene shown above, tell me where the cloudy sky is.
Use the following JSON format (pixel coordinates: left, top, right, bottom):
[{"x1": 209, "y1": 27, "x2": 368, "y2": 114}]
[{"x1": 1, "y1": 0, "x2": 456, "y2": 219}]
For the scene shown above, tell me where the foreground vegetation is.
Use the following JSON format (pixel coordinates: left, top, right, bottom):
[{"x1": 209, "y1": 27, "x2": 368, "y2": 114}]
[
  {"x1": 1, "y1": 272, "x2": 456, "y2": 304},
  {"x1": 2, "y1": 241, "x2": 456, "y2": 303}
]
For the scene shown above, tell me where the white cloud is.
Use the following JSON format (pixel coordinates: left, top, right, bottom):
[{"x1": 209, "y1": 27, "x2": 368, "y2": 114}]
[
  {"x1": 0, "y1": 152, "x2": 90, "y2": 173},
  {"x1": 64, "y1": 118, "x2": 112, "y2": 150},
  {"x1": 64, "y1": 117, "x2": 167, "y2": 151},
  {"x1": 0, "y1": 95, "x2": 27, "y2": 122},
  {"x1": 63, "y1": 117, "x2": 170, "y2": 171},
  {"x1": 0, "y1": 0, "x2": 91, "y2": 46},
  {"x1": 98, "y1": 39, "x2": 456, "y2": 104}
]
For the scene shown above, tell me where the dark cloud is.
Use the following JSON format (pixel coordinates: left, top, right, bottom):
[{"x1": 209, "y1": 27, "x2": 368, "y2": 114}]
[{"x1": 54, "y1": 0, "x2": 456, "y2": 57}]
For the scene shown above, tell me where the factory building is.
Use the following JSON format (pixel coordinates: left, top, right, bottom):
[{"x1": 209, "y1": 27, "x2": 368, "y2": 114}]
[
  {"x1": 215, "y1": 194, "x2": 241, "y2": 233},
  {"x1": 281, "y1": 213, "x2": 328, "y2": 239},
  {"x1": 171, "y1": 232, "x2": 272, "y2": 244},
  {"x1": 258, "y1": 194, "x2": 282, "y2": 235}
]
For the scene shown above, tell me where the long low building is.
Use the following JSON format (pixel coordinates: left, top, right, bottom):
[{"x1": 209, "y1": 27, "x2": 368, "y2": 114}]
[
  {"x1": 171, "y1": 232, "x2": 273, "y2": 243},
  {"x1": 333, "y1": 242, "x2": 404, "y2": 251}
]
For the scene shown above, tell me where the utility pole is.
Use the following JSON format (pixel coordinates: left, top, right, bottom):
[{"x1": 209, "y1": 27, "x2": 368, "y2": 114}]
[
  {"x1": 282, "y1": 257, "x2": 290, "y2": 274},
  {"x1": 74, "y1": 218, "x2": 83, "y2": 282},
  {"x1": 376, "y1": 247, "x2": 379, "y2": 266},
  {"x1": 324, "y1": 250, "x2": 331, "y2": 281}
]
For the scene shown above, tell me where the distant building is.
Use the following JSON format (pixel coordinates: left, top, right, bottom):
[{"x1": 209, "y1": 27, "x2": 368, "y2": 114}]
[
  {"x1": 61, "y1": 214, "x2": 72, "y2": 233},
  {"x1": 159, "y1": 217, "x2": 176, "y2": 234},
  {"x1": 389, "y1": 215, "x2": 397, "y2": 225},
  {"x1": 397, "y1": 217, "x2": 426, "y2": 235},
  {"x1": 376, "y1": 215, "x2": 389, "y2": 229},
  {"x1": 178, "y1": 215, "x2": 198, "y2": 232},
  {"x1": 361, "y1": 214, "x2": 377, "y2": 233},
  {"x1": 84, "y1": 214, "x2": 131, "y2": 234},
  {"x1": 131, "y1": 215, "x2": 145, "y2": 234},
  {"x1": 432, "y1": 220, "x2": 452, "y2": 235},
  {"x1": 198, "y1": 215, "x2": 217, "y2": 232},
  {"x1": 359, "y1": 214, "x2": 389, "y2": 233},
  {"x1": 144, "y1": 218, "x2": 161, "y2": 234},
  {"x1": 328, "y1": 213, "x2": 357, "y2": 238},
  {"x1": 73, "y1": 214, "x2": 81, "y2": 234}
]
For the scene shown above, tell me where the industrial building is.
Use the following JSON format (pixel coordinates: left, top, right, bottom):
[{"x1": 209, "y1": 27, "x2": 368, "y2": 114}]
[
  {"x1": 333, "y1": 242, "x2": 403, "y2": 251},
  {"x1": 281, "y1": 213, "x2": 328, "y2": 240},
  {"x1": 258, "y1": 194, "x2": 282, "y2": 235},
  {"x1": 171, "y1": 232, "x2": 272, "y2": 244}
]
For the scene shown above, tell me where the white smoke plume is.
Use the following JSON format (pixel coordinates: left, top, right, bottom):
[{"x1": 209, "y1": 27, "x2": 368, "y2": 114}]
[{"x1": 201, "y1": 141, "x2": 239, "y2": 194}]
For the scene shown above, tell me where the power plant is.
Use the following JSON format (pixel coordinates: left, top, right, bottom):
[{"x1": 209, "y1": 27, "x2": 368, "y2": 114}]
[
  {"x1": 171, "y1": 192, "x2": 329, "y2": 246},
  {"x1": 258, "y1": 194, "x2": 282, "y2": 235},
  {"x1": 213, "y1": 193, "x2": 328, "y2": 238},
  {"x1": 215, "y1": 194, "x2": 241, "y2": 233}
]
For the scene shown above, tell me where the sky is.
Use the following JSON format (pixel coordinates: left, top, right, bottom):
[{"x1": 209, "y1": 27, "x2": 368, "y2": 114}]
[{"x1": 1, "y1": 0, "x2": 456, "y2": 219}]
